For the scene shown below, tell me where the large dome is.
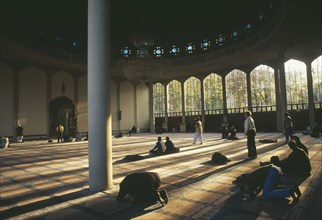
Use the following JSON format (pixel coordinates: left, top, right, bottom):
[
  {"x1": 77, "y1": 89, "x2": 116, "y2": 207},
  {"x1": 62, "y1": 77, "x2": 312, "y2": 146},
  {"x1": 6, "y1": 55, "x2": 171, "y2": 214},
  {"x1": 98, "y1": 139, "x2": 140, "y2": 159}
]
[{"x1": 1, "y1": 0, "x2": 279, "y2": 57}]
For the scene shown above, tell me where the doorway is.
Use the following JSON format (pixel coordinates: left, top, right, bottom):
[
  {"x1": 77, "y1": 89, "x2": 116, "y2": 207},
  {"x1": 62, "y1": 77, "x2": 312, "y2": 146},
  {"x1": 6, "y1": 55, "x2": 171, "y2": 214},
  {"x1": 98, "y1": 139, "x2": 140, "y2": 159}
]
[{"x1": 49, "y1": 96, "x2": 77, "y2": 138}]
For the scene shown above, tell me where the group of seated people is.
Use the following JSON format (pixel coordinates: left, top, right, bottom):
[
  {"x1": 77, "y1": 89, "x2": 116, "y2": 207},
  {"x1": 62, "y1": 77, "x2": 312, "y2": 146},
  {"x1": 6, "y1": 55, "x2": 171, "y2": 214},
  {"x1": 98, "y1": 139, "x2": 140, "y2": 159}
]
[
  {"x1": 149, "y1": 136, "x2": 180, "y2": 156},
  {"x1": 117, "y1": 134, "x2": 312, "y2": 207},
  {"x1": 222, "y1": 125, "x2": 239, "y2": 140},
  {"x1": 303, "y1": 123, "x2": 321, "y2": 137},
  {"x1": 234, "y1": 135, "x2": 311, "y2": 204}
]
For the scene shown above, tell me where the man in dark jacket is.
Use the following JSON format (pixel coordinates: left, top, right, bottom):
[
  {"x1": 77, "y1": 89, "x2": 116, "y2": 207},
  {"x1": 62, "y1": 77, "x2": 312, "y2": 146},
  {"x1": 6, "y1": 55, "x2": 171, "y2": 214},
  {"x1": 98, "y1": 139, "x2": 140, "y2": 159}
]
[
  {"x1": 165, "y1": 136, "x2": 180, "y2": 154},
  {"x1": 279, "y1": 140, "x2": 311, "y2": 177},
  {"x1": 117, "y1": 172, "x2": 168, "y2": 206}
]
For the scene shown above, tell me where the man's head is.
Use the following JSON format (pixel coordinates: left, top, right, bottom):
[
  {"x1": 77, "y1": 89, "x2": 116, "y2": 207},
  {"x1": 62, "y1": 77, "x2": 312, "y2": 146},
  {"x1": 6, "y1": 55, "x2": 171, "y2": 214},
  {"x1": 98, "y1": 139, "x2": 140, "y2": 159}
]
[
  {"x1": 157, "y1": 136, "x2": 162, "y2": 141},
  {"x1": 291, "y1": 135, "x2": 300, "y2": 143},
  {"x1": 245, "y1": 111, "x2": 252, "y2": 117},
  {"x1": 288, "y1": 140, "x2": 297, "y2": 150},
  {"x1": 270, "y1": 156, "x2": 280, "y2": 165},
  {"x1": 165, "y1": 136, "x2": 170, "y2": 141}
]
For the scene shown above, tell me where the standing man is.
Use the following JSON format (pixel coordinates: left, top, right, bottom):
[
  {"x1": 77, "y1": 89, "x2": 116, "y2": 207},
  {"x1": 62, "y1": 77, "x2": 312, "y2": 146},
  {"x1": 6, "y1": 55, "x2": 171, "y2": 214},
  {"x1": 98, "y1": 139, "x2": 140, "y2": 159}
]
[
  {"x1": 193, "y1": 116, "x2": 203, "y2": 144},
  {"x1": 16, "y1": 124, "x2": 24, "y2": 143},
  {"x1": 284, "y1": 112, "x2": 293, "y2": 143},
  {"x1": 244, "y1": 111, "x2": 257, "y2": 159},
  {"x1": 56, "y1": 124, "x2": 64, "y2": 143}
]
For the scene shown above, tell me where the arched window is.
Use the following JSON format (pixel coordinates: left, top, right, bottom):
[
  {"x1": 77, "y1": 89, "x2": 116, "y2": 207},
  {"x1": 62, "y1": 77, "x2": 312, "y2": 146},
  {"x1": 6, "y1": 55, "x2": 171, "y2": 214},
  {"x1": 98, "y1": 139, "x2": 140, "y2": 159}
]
[
  {"x1": 250, "y1": 65, "x2": 276, "y2": 111},
  {"x1": 285, "y1": 59, "x2": 308, "y2": 110},
  {"x1": 226, "y1": 69, "x2": 247, "y2": 113},
  {"x1": 153, "y1": 83, "x2": 165, "y2": 117},
  {"x1": 312, "y1": 55, "x2": 322, "y2": 107},
  {"x1": 184, "y1": 77, "x2": 201, "y2": 114},
  {"x1": 204, "y1": 73, "x2": 223, "y2": 114},
  {"x1": 167, "y1": 80, "x2": 182, "y2": 116}
]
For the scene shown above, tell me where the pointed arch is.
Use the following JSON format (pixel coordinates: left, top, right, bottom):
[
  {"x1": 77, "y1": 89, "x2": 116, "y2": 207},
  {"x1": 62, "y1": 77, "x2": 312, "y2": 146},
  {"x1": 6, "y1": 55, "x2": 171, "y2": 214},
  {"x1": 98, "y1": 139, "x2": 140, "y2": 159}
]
[
  {"x1": 184, "y1": 76, "x2": 201, "y2": 112},
  {"x1": 167, "y1": 80, "x2": 182, "y2": 114},
  {"x1": 250, "y1": 64, "x2": 276, "y2": 110},
  {"x1": 285, "y1": 59, "x2": 308, "y2": 108},
  {"x1": 153, "y1": 83, "x2": 165, "y2": 117},
  {"x1": 226, "y1": 69, "x2": 247, "y2": 112},
  {"x1": 204, "y1": 73, "x2": 223, "y2": 112},
  {"x1": 312, "y1": 55, "x2": 322, "y2": 104}
]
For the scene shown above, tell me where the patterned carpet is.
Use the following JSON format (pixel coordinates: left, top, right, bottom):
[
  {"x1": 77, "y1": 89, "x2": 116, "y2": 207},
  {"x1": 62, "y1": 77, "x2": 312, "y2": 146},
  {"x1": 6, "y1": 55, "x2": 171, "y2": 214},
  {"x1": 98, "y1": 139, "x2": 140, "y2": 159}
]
[{"x1": 0, "y1": 132, "x2": 321, "y2": 219}]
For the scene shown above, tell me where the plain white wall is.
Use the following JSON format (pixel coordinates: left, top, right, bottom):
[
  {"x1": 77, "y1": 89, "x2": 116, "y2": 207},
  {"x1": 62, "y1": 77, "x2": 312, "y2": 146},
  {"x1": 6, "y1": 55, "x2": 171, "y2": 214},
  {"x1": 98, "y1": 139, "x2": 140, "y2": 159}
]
[
  {"x1": 78, "y1": 75, "x2": 88, "y2": 132},
  {"x1": 19, "y1": 66, "x2": 47, "y2": 135},
  {"x1": 52, "y1": 70, "x2": 74, "y2": 100},
  {"x1": 136, "y1": 83, "x2": 149, "y2": 130},
  {"x1": 0, "y1": 62, "x2": 14, "y2": 136}
]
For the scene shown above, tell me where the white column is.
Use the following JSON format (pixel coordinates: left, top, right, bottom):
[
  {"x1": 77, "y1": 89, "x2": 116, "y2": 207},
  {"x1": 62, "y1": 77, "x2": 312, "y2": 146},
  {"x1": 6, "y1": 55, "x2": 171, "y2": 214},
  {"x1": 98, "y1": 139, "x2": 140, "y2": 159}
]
[
  {"x1": 274, "y1": 67, "x2": 282, "y2": 131},
  {"x1": 200, "y1": 78, "x2": 205, "y2": 124},
  {"x1": 246, "y1": 72, "x2": 252, "y2": 110},
  {"x1": 88, "y1": 0, "x2": 113, "y2": 191},
  {"x1": 149, "y1": 82, "x2": 154, "y2": 133},
  {"x1": 164, "y1": 84, "x2": 168, "y2": 131},
  {"x1": 134, "y1": 83, "x2": 138, "y2": 126},
  {"x1": 222, "y1": 75, "x2": 228, "y2": 124},
  {"x1": 306, "y1": 61, "x2": 315, "y2": 125},
  {"x1": 116, "y1": 81, "x2": 121, "y2": 131},
  {"x1": 279, "y1": 58, "x2": 287, "y2": 119},
  {"x1": 181, "y1": 81, "x2": 186, "y2": 131}
]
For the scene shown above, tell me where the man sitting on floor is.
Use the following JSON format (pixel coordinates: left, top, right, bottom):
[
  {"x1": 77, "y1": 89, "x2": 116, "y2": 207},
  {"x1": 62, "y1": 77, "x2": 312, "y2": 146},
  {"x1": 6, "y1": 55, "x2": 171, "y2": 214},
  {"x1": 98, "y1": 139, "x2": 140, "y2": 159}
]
[
  {"x1": 149, "y1": 136, "x2": 166, "y2": 156},
  {"x1": 164, "y1": 136, "x2": 180, "y2": 154}
]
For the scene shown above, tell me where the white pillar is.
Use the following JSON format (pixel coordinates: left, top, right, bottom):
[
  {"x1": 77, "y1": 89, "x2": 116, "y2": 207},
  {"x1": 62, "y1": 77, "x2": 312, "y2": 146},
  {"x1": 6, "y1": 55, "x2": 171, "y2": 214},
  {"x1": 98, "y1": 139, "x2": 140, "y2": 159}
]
[
  {"x1": 274, "y1": 67, "x2": 282, "y2": 131},
  {"x1": 200, "y1": 78, "x2": 205, "y2": 125},
  {"x1": 181, "y1": 81, "x2": 186, "y2": 131},
  {"x1": 88, "y1": 0, "x2": 113, "y2": 191},
  {"x1": 306, "y1": 61, "x2": 315, "y2": 125},
  {"x1": 246, "y1": 72, "x2": 252, "y2": 110},
  {"x1": 149, "y1": 82, "x2": 154, "y2": 133}
]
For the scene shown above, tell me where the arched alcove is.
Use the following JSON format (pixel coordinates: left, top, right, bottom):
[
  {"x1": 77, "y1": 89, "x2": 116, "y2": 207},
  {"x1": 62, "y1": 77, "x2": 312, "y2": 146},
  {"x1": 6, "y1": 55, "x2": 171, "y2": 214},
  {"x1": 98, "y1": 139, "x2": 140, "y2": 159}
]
[{"x1": 49, "y1": 96, "x2": 76, "y2": 139}]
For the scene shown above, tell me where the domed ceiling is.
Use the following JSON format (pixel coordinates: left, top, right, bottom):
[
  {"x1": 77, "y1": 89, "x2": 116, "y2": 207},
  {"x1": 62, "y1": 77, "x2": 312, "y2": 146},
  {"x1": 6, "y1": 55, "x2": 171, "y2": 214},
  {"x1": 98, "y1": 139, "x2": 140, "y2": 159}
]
[{"x1": 1, "y1": 0, "x2": 279, "y2": 57}]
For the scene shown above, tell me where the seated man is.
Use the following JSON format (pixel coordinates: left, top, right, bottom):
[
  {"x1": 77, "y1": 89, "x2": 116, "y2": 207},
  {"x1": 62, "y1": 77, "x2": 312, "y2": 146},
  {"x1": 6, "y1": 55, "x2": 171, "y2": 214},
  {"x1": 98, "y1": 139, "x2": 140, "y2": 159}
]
[
  {"x1": 279, "y1": 140, "x2": 311, "y2": 177},
  {"x1": 259, "y1": 140, "x2": 311, "y2": 177},
  {"x1": 222, "y1": 126, "x2": 229, "y2": 139},
  {"x1": 164, "y1": 136, "x2": 180, "y2": 154},
  {"x1": 127, "y1": 125, "x2": 137, "y2": 136},
  {"x1": 227, "y1": 126, "x2": 238, "y2": 140},
  {"x1": 149, "y1": 136, "x2": 166, "y2": 156},
  {"x1": 117, "y1": 172, "x2": 168, "y2": 206},
  {"x1": 291, "y1": 135, "x2": 308, "y2": 155}
]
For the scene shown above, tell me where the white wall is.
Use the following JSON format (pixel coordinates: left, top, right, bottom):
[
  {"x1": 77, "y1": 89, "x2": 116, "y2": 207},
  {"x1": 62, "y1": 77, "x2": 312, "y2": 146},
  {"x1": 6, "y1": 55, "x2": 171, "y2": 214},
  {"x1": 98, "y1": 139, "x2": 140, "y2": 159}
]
[
  {"x1": 110, "y1": 80, "x2": 118, "y2": 131},
  {"x1": 52, "y1": 70, "x2": 74, "y2": 100},
  {"x1": 120, "y1": 81, "x2": 134, "y2": 130},
  {"x1": 136, "y1": 83, "x2": 149, "y2": 130},
  {"x1": 19, "y1": 66, "x2": 47, "y2": 135},
  {"x1": 0, "y1": 62, "x2": 14, "y2": 136},
  {"x1": 78, "y1": 75, "x2": 88, "y2": 132},
  {"x1": 0, "y1": 63, "x2": 151, "y2": 136}
]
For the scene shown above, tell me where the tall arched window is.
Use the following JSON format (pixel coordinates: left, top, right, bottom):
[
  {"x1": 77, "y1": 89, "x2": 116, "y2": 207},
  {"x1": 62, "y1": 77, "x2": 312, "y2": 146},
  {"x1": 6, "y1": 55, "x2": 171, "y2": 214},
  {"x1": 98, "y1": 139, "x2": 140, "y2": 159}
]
[
  {"x1": 226, "y1": 69, "x2": 247, "y2": 113},
  {"x1": 312, "y1": 55, "x2": 322, "y2": 107},
  {"x1": 285, "y1": 59, "x2": 308, "y2": 110},
  {"x1": 167, "y1": 80, "x2": 182, "y2": 116},
  {"x1": 250, "y1": 65, "x2": 276, "y2": 111},
  {"x1": 153, "y1": 83, "x2": 165, "y2": 117},
  {"x1": 204, "y1": 73, "x2": 223, "y2": 114},
  {"x1": 184, "y1": 77, "x2": 201, "y2": 114}
]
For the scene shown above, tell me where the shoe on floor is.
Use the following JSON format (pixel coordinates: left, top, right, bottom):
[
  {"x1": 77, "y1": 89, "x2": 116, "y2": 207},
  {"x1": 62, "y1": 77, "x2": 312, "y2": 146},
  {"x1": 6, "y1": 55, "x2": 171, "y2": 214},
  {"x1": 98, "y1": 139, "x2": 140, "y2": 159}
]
[{"x1": 159, "y1": 189, "x2": 168, "y2": 205}]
